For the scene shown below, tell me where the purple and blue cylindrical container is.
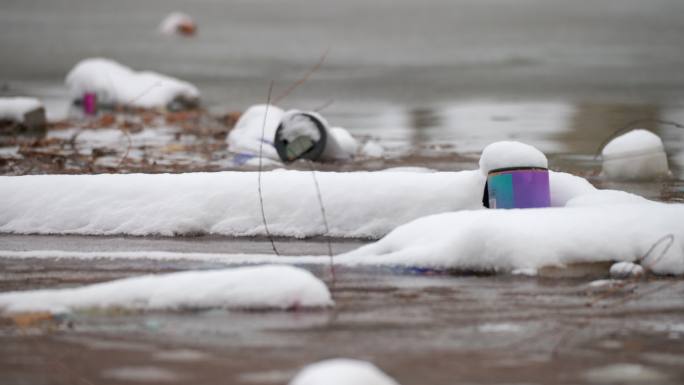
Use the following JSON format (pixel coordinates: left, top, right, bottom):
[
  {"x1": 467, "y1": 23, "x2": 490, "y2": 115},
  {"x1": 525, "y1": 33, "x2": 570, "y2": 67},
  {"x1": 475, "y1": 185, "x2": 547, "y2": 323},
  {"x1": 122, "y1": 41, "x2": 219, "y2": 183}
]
[{"x1": 486, "y1": 167, "x2": 551, "y2": 209}]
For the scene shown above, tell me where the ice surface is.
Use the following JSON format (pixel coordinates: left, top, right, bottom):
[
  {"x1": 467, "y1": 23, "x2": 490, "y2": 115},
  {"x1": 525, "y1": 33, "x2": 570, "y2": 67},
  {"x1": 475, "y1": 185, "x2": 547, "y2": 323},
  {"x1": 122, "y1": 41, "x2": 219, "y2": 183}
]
[
  {"x1": 289, "y1": 359, "x2": 399, "y2": 385},
  {"x1": 0, "y1": 97, "x2": 42, "y2": 122},
  {"x1": 65, "y1": 58, "x2": 199, "y2": 109},
  {"x1": 601, "y1": 129, "x2": 670, "y2": 180},
  {"x1": 479, "y1": 141, "x2": 548, "y2": 174},
  {"x1": 0, "y1": 265, "x2": 332, "y2": 314}
]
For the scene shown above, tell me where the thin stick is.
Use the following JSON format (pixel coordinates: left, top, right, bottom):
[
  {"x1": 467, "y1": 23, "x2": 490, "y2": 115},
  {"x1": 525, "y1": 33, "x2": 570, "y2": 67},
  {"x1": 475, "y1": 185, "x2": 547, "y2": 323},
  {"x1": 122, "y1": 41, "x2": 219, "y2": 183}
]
[
  {"x1": 273, "y1": 48, "x2": 329, "y2": 104},
  {"x1": 306, "y1": 160, "x2": 335, "y2": 289},
  {"x1": 258, "y1": 81, "x2": 279, "y2": 256}
]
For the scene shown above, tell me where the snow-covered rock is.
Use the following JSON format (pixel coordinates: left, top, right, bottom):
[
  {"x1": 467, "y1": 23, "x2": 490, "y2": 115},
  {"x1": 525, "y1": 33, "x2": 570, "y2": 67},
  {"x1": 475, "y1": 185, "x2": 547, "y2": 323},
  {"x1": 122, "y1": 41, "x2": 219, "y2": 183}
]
[
  {"x1": 0, "y1": 265, "x2": 332, "y2": 314},
  {"x1": 0, "y1": 97, "x2": 46, "y2": 132},
  {"x1": 289, "y1": 359, "x2": 399, "y2": 385},
  {"x1": 65, "y1": 58, "x2": 200, "y2": 110},
  {"x1": 601, "y1": 129, "x2": 670, "y2": 180},
  {"x1": 341, "y1": 202, "x2": 684, "y2": 275},
  {"x1": 479, "y1": 141, "x2": 548, "y2": 174},
  {"x1": 159, "y1": 12, "x2": 197, "y2": 37}
]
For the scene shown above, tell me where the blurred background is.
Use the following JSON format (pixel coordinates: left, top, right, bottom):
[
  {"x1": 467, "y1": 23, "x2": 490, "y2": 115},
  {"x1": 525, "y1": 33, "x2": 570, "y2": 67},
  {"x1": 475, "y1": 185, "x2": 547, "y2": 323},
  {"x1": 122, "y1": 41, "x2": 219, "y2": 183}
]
[{"x1": 2, "y1": 0, "x2": 684, "y2": 171}]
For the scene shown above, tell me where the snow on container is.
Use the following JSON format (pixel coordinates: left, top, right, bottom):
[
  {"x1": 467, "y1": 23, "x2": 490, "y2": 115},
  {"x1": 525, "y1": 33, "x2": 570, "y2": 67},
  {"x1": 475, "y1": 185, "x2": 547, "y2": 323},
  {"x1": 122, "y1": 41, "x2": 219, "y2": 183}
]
[
  {"x1": 159, "y1": 12, "x2": 197, "y2": 37},
  {"x1": 289, "y1": 359, "x2": 400, "y2": 385},
  {"x1": 65, "y1": 58, "x2": 200, "y2": 110},
  {"x1": 601, "y1": 129, "x2": 669, "y2": 180},
  {"x1": 0, "y1": 97, "x2": 46, "y2": 135},
  {"x1": 274, "y1": 110, "x2": 350, "y2": 162},
  {"x1": 479, "y1": 141, "x2": 550, "y2": 209}
]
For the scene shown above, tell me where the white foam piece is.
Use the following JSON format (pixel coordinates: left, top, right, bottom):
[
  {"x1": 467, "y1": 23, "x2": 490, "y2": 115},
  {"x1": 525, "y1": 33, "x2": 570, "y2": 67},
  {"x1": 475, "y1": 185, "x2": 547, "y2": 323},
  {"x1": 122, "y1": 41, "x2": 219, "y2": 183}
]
[
  {"x1": 0, "y1": 265, "x2": 332, "y2": 314},
  {"x1": 601, "y1": 129, "x2": 670, "y2": 180},
  {"x1": 65, "y1": 58, "x2": 199, "y2": 109}
]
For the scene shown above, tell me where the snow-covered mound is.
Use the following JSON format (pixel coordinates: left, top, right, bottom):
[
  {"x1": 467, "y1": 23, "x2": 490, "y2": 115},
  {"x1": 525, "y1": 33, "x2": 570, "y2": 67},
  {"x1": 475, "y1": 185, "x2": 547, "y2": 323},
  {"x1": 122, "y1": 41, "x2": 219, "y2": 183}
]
[
  {"x1": 227, "y1": 104, "x2": 363, "y2": 162},
  {"x1": 601, "y1": 129, "x2": 670, "y2": 180},
  {"x1": 65, "y1": 58, "x2": 199, "y2": 109},
  {"x1": 0, "y1": 97, "x2": 43, "y2": 123},
  {"x1": 0, "y1": 265, "x2": 332, "y2": 314},
  {"x1": 290, "y1": 359, "x2": 399, "y2": 385},
  {"x1": 0, "y1": 170, "x2": 486, "y2": 238},
  {"x1": 159, "y1": 12, "x2": 197, "y2": 36},
  {"x1": 480, "y1": 141, "x2": 548, "y2": 174},
  {"x1": 341, "y1": 202, "x2": 684, "y2": 275}
]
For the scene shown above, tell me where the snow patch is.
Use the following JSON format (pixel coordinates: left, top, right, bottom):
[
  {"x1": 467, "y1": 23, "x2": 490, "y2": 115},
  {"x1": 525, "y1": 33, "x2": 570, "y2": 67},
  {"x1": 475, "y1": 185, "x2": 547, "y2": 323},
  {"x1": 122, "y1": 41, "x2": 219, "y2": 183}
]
[
  {"x1": 341, "y1": 203, "x2": 684, "y2": 275},
  {"x1": 479, "y1": 141, "x2": 548, "y2": 174},
  {"x1": 289, "y1": 359, "x2": 399, "y2": 385},
  {"x1": 601, "y1": 129, "x2": 670, "y2": 180},
  {"x1": 65, "y1": 58, "x2": 199, "y2": 109},
  {"x1": 0, "y1": 265, "x2": 332, "y2": 314},
  {"x1": 0, "y1": 97, "x2": 43, "y2": 123}
]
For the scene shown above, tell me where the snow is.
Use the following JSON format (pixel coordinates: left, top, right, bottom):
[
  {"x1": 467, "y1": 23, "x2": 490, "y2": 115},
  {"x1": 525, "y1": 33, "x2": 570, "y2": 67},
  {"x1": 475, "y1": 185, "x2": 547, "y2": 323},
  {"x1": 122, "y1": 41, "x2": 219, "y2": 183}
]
[
  {"x1": 330, "y1": 127, "x2": 359, "y2": 155},
  {"x1": 479, "y1": 141, "x2": 548, "y2": 174},
  {"x1": 601, "y1": 129, "x2": 670, "y2": 180},
  {"x1": 0, "y1": 97, "x2": 43, "y2": 122},
  {"x1": 289, "y1": 359, "x2": 399, "y2": 385},
  {"x1": 0, "y1": 170, "x2": 488, "y2": 238},
  {"x1": 65, "y1": 58, "x2": 200, "y2": 109},
  {"x1": 0, "y1": 265, "x2": 332, "y2": 314},
  {"x1": 610, "y1": 261, "x2": 645, "y2": 279},
  {"x1": 278, "y1": 111, "x2": 322, "y2": 142},
  {"x1": 361, "y1": 141, "x2": 384, "y2": 158},
  {"x1": 228, "y1": 104, "x2": 284, "y2": 160},
  {"x1": 341, "y1": 202, "x2": 684, "y2": 275}
]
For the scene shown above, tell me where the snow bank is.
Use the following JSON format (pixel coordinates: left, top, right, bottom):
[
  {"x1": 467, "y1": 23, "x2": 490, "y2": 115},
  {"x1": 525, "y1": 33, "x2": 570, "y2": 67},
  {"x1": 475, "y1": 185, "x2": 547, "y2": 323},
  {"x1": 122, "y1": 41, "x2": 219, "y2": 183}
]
[
  {"x1": 341, "y1": 202, "x2": 684, "y2": 275},
  {"x1": 0, "y1": 265, "x2": 332, "y2": 314},
  {"x1": 65, "y1": 58, "x2": 199, "y2": 109},
  {"x1": 601, "y1": 129, "x2": 670, "y2": 180},
  {"x1": 0, "y1": 97, "x2": 43, "y2": 123},
  {"x1": 0, "y1": 170, "x2": 486, "y2": 238},
  {"x1": 479, "y1": 141, "x2": 548, "y2": 174},
  {"x1": 290, "y1": 359, "x2": 399, "y2": 385}
]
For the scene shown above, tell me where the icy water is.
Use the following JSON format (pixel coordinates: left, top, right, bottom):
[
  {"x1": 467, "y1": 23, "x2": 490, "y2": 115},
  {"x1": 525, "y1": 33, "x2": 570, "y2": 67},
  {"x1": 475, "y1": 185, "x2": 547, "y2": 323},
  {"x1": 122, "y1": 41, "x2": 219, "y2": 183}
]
[{"x1": 3, "y1": 0, "x2": 684, "y2": 384}]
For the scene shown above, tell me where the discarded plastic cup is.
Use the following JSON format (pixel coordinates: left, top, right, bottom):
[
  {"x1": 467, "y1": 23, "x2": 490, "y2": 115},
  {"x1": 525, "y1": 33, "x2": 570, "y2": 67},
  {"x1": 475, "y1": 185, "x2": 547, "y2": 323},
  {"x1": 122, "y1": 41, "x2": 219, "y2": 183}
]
[
  {"x1": 83, "y1": 92, "x2": 97, "y2": 115},
  {"x1": 487, "y1": 167, "x2": 550, "y2": 209},
  {"x1": 274, "y1": 112, "x2": 328, "y2": 162}
]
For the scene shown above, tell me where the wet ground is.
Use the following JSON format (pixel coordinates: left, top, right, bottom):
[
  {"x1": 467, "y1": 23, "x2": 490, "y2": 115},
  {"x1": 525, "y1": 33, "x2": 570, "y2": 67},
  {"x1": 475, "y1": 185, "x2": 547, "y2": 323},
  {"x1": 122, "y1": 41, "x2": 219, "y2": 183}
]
[
  {"x1": 3, "y1": 0, "x2": 684, "y2": 384},
  {"x1": 1, "y1": 244, "x2": 684, "y2": 385}
]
